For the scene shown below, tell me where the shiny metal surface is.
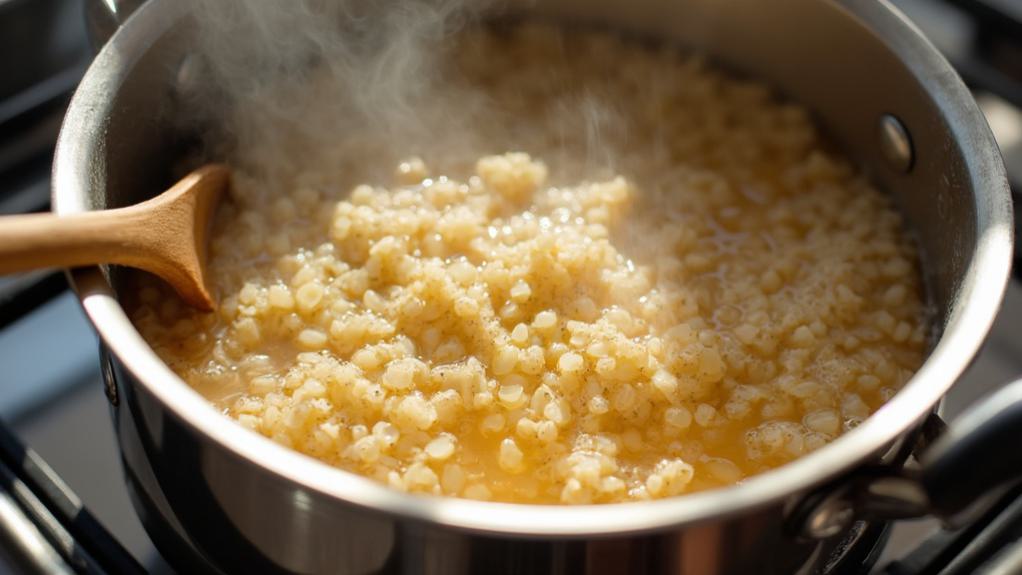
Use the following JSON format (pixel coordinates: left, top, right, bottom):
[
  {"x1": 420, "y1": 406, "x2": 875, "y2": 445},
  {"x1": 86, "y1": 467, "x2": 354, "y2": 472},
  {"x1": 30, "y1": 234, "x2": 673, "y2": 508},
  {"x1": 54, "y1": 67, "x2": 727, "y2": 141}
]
[
  {"x1": 0, "y1": 489, "x2": 75, "y2": 575},
  {"x1": 801, "y1": 493, "x2": 858, "y2": 541},
  {"x1": 863, "y1": 476, "x2": 931, "y2": 517},
  {"x1": 52, "y1": 0, "x2": 1012, "y2": 573},
  {"x1": 879, "y1": 114, "x2": 916, "y2": 173}
]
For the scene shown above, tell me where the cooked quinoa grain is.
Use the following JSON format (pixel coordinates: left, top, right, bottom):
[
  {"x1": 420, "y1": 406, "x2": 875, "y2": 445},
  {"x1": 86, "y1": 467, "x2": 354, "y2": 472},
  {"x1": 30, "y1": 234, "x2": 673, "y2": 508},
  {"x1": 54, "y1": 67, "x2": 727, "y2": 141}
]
[{"x1": 133, "y1": 24, "x2": 925, "y2": 504}]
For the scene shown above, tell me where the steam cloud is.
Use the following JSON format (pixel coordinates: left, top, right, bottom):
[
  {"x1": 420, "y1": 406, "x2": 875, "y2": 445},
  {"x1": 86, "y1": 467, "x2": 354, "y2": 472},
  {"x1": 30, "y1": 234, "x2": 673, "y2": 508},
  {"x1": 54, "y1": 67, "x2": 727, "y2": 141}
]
[
  {"x1": 179, "y1": 0, "x2": 634, "y2": 204},
  {"x1": 183, "y1": 0, "x2": 495, "y2": 184}
]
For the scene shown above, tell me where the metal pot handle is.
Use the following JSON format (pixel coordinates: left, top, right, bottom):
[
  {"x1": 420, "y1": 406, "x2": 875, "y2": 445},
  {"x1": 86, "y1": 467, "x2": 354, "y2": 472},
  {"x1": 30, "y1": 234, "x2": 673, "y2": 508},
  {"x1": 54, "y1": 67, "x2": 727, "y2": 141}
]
[
  {"x1": 790, "y1": 378, "x2": 1022, "y2": 539},
  {"x1": 918, "y1": 378, "x2": 1022, "y2": 516},
  {"x1": 84, "y1": 0, "x2": 149, "y2": 50}
]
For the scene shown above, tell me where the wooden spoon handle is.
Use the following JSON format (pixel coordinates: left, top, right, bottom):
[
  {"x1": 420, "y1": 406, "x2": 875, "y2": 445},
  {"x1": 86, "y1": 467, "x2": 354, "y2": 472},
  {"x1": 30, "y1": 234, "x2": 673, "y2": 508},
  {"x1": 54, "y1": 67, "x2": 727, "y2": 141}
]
[
  {"x1": 0, "y1": 165, "x2": 228, "y2": 311},
  {"x1": 0, "y1": 207, "x2": 157, "y2": 274}
]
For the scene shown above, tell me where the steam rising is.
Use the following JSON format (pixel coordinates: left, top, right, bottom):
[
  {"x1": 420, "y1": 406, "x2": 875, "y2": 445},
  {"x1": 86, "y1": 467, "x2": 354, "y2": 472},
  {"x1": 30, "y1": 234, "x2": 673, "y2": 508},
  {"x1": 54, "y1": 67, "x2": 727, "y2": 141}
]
[
  {"x1": 184, "y1": 0, "x2": 499, "y2": 184},
  {"x1": 179, "y1": 0, "x2": 637, "y2": 206}
]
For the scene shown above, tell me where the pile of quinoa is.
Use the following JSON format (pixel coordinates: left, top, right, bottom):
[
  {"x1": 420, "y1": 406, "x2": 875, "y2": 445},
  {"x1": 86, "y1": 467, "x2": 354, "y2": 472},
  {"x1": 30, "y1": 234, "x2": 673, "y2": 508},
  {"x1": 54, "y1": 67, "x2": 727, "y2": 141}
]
[{"x1": 133, "y1": 23, "x2": 925, "y2": 504}]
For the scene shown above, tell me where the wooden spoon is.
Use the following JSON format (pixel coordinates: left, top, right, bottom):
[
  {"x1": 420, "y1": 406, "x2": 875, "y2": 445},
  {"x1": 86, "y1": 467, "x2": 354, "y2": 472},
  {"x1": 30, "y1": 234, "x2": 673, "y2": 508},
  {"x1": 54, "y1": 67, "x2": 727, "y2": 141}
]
[{"x1": 0, "y1": 164, "x2": 230, "y2": 312}]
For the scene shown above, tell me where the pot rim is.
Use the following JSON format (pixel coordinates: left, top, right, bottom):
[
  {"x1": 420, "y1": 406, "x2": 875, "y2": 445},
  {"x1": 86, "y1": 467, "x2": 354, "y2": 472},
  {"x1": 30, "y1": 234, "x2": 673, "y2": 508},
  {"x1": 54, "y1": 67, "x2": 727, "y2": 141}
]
[{"x1": 52, "y1": 0, "x2": 1013, "y2": 536}]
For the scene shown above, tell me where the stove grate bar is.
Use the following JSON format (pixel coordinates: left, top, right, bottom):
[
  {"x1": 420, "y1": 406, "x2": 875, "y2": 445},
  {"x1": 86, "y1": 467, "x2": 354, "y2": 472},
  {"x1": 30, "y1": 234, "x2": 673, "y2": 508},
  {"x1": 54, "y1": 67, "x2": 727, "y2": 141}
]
[{"x1": 0, "y1": 418, "x2": 144, "y2": 575}]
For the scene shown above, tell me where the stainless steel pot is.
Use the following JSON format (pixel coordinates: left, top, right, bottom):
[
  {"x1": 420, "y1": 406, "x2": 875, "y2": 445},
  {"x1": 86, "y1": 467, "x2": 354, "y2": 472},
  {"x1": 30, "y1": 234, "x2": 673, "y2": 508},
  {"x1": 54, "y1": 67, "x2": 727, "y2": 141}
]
[{"x1": 53, "y1": 0, "x2": 1014, "y2": 573}]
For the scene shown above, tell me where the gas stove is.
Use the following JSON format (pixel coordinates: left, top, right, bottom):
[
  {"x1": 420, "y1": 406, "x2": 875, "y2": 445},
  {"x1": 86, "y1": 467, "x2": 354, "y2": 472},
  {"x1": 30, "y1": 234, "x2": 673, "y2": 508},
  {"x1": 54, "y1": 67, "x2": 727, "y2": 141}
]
[{"x1": 1, "y1": 0, "x2": 1021, "y2": 573}]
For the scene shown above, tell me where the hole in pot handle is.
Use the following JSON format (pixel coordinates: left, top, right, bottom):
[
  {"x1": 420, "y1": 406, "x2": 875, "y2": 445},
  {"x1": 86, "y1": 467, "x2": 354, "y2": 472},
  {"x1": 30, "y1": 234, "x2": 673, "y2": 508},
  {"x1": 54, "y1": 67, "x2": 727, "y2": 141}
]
[
  {"x1": 84, "y1": 0, "x2": 149, "y2": 51},
  {"x1": 790, "y1": 378, "x2": 1022, "y2": 540}
]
